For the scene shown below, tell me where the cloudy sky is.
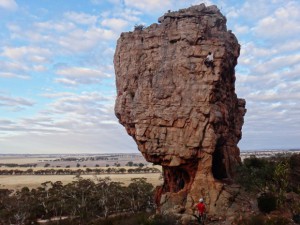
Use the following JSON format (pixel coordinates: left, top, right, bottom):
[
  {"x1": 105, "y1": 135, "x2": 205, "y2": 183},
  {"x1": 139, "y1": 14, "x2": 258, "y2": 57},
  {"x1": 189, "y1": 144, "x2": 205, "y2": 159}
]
[{"x1": 0, "y1": 0, "x2": 299, "y2": 154}]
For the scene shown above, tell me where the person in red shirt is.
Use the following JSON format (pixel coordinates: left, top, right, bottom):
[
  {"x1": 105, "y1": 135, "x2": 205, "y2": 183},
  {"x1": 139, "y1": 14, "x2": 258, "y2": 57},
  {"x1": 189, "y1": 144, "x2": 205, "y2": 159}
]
[{"x1": 195, "y1": 198, "x2": 206, "y2": 224}]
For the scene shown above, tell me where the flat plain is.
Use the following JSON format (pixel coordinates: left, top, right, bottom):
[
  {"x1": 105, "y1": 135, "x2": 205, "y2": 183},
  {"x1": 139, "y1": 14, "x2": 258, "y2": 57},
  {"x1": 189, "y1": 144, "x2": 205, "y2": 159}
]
[
  {"x1": 0, "y1": 173, "x2": 162, "y2": 190},
  {"x1": 0, "y1": 154, "x2": 162, "y2": 190}
]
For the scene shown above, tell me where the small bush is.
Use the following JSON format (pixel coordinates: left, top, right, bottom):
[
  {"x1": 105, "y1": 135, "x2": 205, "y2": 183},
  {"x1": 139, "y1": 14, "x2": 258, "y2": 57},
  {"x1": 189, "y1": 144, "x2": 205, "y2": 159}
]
[
  {"x1": 257, "y1": 193, "x2": 277, "y2": 213},
  {"x1": 134, "y1": 24, "x2": 145, "y2": 31}
]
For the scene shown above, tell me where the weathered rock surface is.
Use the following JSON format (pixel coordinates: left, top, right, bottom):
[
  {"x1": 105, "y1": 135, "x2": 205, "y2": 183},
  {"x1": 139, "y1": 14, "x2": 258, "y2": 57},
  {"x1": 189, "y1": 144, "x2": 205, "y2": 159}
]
[{"x1": 114, "y1": 3, "x2": 246, "y2": 221}]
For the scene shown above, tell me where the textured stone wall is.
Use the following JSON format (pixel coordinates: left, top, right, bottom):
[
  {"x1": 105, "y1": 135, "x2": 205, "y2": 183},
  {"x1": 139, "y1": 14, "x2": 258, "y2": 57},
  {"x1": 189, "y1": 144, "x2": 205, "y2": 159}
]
[{"x1": 114, "y1": 4, "x2": 246, "y2": 221}]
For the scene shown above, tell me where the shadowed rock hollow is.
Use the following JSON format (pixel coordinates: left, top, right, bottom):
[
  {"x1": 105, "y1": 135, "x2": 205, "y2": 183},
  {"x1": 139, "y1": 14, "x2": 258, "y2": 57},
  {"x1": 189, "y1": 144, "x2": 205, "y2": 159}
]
[{"x1": 114, "y1": 4, "x2": 246, "y2": 221}]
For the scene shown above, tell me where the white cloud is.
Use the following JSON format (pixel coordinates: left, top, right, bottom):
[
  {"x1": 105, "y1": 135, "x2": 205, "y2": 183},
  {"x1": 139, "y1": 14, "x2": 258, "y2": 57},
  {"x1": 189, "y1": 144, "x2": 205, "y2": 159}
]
[
  {"x1": 0, "y1": 94, "x2": 34, "y2": 111},
  {"x1": 277, "y1": 39, "x2": 300, "y2": 52},
  {"x1": 233, "y1": 24, "x2": 249, "y2": 35},
  {"x1": 124, "y1": 0, "x2": 172, "y2": 12},
  {"x1": 41, "y1": 92, "x2": 81, "y2": 98},
  {"x1": 34, "y1": 21, "x2": 76, "y2": 33},
  {"x1": 9, "y1": 20, "x2": 117, "y2": 54},
  {"x1": 56, "y1": 67, "x2": 106, "y2": 77},
  {"x1": 0, "y1": 91, "x2": 118, "y2": 141},
  {"x1": 226, "y1": 9, "x2": 239, "y2": 19},
  {"x1": 64, "y1": 12, "x2": 98, "y2": 25},
  {"x1": 0, "y1": 72, "x2": 30, "y2": 79},
  {"x1": 54, "y1": 78, "x2": 77, "y2": 86},
  {"x1": 0, "y1": 46, "x2": 51, "y2": 78},
  {"x1": 254, "y1": 53, "x2": 300, "y2": 74},
  {"x1": 0, "y1": 91, "x2": 118, "y2": 142},
  {"x1": 112, "y1": 8, "x2": 141, "y2": 22},
  {"x1": 0, "y1": 0, "x2": 17, "y2": 10},
  {"x1": 32, "y1": 65, "x2": 47, "y2": 72},
  {"x1": 54, "y1": 27, "x2": 117, "y2": 53},
  {"x1": 101, "y1": 18, "x2": 129, "y2": 31},
  {"x1": 253, "y1": 2, "x2": 300, "y2": 40},
  {"x1": 231, "y1": 1, "x2": 276, "y2": 21},
  {"x1": 1, "y1": 46, "x2": 52, "y2": 62},
  {"x1": 55, "y1": 66, "x2": 111, "y2": 86},
  {"x1": 0, "y1": 60, "x2": 29, "y2": 72}
]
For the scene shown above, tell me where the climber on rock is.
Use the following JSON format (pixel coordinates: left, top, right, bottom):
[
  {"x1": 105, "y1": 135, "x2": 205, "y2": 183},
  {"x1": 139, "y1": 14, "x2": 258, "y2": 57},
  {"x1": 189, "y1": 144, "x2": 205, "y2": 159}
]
[
  {"x1": 204, "y1": 52, "x2": 214, "y2": 68},
  {"x1": 194, "y1": 198, "x2": 206, "y2": 224}
]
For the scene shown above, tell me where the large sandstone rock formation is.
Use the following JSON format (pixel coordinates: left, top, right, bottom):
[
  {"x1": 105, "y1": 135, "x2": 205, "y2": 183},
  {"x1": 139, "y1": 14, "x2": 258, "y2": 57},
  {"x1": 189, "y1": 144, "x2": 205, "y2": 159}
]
[{"x1": 114, "y1": 4, "x2": 246, "y2": 221}]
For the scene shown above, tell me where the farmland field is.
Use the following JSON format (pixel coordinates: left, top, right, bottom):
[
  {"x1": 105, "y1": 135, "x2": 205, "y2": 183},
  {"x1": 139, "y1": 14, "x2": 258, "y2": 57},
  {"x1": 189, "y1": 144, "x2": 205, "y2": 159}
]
[
  {"x1": 0, "y1": 154, "x2": 162, "y2": 190},
  {"x1": 0, "y1": 153, "x2": 149, "y2": 167},
  {"x1": 0, "y1": 173, "x2": 162, "y2": 190}
]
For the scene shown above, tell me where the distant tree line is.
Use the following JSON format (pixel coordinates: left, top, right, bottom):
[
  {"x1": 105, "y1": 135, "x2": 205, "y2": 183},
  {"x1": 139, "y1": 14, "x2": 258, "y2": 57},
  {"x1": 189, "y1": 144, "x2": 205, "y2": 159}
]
[
  {"x1": 0, "y1": 160, "x2": 147, "y2": 168},
  {"x1": 0, "y1": 163, "x2": 37, "y2": 167},
  {"x1": 0, "y1": 177, "x2": 154, "y2": 224},
  {"x1": 53, "y1": 157, "x2": 121, "y2": 162},
  {"x1": 0, "y1": 167, "x2": 161, "y2": 176}
]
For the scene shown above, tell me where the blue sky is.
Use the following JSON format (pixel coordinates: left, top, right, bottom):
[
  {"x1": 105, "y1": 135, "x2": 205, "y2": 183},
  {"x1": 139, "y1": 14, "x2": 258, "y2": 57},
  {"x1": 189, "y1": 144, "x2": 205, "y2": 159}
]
[{"x1": 0, "y1": 0, "x2": 299, "y2": 154}]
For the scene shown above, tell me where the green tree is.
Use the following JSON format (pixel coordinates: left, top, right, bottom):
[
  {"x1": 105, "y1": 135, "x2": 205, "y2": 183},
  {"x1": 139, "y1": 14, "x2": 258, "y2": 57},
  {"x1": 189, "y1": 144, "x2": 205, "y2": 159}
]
[
  {"x1": 289, "y1": 154, "x2": 300, "y2": 192},
  {"x1": 127, "y1": 178, "x2": 154, "y2": 212},
  {"x1": 126, "y1": 161, "x2": 134, "y2": 167},
  {"x1": 271, "y1": 161, "x2": 290, "y2": 205},
  {"x1": 236, "y1": 156, "x2": 276, "y2": 192}
]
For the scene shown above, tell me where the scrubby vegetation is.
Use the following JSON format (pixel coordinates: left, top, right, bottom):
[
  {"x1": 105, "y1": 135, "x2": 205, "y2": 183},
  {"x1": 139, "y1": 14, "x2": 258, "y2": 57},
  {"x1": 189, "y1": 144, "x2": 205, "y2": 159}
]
[
  {"x1": 235, "y1": 153, "x2": 300, "y2": 224},
  {"x1": 0, "y1": 177, "x2": 155, "y2": 225},
  {"x1": 134, "y1": 24, "x2": 145, "y2": 31}
]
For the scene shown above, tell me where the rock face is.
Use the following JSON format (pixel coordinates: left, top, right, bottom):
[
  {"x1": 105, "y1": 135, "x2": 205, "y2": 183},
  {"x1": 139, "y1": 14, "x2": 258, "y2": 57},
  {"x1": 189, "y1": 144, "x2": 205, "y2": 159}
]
[{"x1": 114, "y1": 4, "x2": 246, "y2": 220}]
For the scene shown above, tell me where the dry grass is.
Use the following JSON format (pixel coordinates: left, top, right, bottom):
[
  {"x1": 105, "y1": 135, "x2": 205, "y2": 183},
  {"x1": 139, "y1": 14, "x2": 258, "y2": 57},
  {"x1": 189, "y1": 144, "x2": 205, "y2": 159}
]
[{"x1": 0, "y1": 173, "x2": 162, "y2": 190}]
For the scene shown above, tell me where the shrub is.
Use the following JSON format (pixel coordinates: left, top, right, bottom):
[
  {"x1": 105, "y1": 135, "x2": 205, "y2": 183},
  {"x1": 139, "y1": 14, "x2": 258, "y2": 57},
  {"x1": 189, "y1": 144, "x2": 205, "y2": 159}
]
[
  {"x1": 235, "y1": 156, "x2": 276, "y2": 192},
  {"x1": 289, "y1": 154, "x2": 300, "y2": 193},
  {"x1": 257, "y1": 193, "x2": 277, "y2": 213},
  {"x1": 134, "y1": 24, "x2": 145, "y2": 31}
]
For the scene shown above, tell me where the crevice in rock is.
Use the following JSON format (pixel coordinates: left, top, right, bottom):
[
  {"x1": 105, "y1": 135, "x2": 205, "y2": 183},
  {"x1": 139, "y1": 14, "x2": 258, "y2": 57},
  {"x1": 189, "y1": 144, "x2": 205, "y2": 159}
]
[
  {"x1": 212, "y1": 141, "x2": 228, "y2": 180},
  {"x1": 162, "y1": 163, "x2": 197, "y2": 193}
]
